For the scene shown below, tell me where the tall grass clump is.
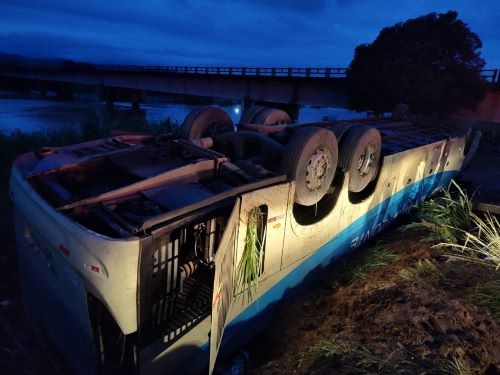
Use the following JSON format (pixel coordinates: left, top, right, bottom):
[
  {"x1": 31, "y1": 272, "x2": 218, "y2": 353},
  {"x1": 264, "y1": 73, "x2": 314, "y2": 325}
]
[
  {"x1": 420, "y1": 180, "x2": 473, "y2": 242},
  {"x1": 234, "y1": 207, "x2": 265, "y2": 302},
  {"x1": 444, "y1": 212, "x2": 500, "y2": 270},
  {"x1": 421, "y1": 180, "x2": 500, "y2": 270}
]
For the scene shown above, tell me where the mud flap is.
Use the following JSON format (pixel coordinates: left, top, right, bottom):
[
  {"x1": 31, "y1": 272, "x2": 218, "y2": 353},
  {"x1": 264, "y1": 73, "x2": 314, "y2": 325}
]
[{"x1": 209, "y1": 198, "x2": 241, "y2": 373}]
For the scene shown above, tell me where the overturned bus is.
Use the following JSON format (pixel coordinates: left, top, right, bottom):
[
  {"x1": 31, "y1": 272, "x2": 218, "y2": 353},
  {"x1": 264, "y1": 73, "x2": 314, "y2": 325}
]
[{"x1": 10, "y1": 106, "x2": 476, "y2": 374}]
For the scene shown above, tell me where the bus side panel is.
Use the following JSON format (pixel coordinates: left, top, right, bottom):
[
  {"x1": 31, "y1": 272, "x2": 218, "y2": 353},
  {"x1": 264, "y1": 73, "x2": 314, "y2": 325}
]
[{"x1": 15, "y1": 209, "x2": 97, "y2": 375}]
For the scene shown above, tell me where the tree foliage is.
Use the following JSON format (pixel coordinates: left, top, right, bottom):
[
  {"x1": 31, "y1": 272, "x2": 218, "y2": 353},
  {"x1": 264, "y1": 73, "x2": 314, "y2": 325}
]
[{"x1": 346, "y1": 11, "x2": 487, "y2": 116}]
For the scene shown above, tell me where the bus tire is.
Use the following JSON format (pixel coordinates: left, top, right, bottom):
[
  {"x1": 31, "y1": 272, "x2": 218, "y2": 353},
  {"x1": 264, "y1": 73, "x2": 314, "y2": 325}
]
[{"x1": 281, "y1": 126, "x2": 338, "y2": 206}]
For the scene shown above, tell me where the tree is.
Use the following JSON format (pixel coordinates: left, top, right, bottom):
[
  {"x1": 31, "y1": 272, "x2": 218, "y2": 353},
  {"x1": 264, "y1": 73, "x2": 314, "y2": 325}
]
[{"x1": 346, "y1": 11, "x2": 487, "y2": 116}]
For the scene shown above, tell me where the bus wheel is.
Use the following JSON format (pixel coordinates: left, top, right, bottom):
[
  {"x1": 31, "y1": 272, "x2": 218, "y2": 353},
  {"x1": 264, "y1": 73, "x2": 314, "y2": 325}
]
[
  {"x1": 181, "y1": 106, "x2": 233, "y2": 140},
  {"x1": 253, "y1": 108, "x2": 291, "y2": 125},
  {"x1": 281, "y1": 127, "x2": 338, "y2": 206},
  {"x1": 339, "y1": 126, "x2": 381, "y2": 193}
]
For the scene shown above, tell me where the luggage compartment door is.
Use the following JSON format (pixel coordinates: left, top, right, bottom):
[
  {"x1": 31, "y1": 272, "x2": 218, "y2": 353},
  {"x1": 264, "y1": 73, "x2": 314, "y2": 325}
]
[{"x1": 209, "y1": 197, "x2": 241, "y2": 373}]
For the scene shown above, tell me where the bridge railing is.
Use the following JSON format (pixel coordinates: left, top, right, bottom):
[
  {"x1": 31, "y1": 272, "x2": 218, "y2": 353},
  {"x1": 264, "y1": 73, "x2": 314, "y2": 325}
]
[
  {"x1": 5, "y1": 64, "x2": 498, "y2": 84},
  {"x1": 94, "y1": 65, "x2": 499, "y2": 83},
  {"x1": 96, "y1": 65, "x2": 349, "y2": 79}
]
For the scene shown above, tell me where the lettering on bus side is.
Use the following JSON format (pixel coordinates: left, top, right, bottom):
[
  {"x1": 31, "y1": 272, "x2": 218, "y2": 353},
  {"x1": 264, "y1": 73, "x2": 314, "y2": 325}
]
[{"x1": 349, "y1": 195, "x2": 427, "y2": 249}]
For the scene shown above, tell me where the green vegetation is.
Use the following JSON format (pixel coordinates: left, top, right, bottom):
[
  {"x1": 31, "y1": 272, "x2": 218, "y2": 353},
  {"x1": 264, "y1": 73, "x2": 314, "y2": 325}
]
[
  {"x1": 299, "y1": 339, "x2": 356, "y2": 371},
  {"x1": 0, "y1": 114, "x2": 179, "y2": 174},
  {"x1": 419, "y1": 180, "x2": 499, "y2": 270},
  {"x1": 347, "y1": 242, "x2": 401, "y2": 281},
  {"x1": 346, "y1": 11, "x2": 486, "y2": 116},
  {"x1": 418, "y1": 180, "x2": 498, "y2": 271},
  {"x1": 398, "y1": 258, "x2": 440, "y2": 281},
  {"x1": 235, "y1": 207, "x2": 265, "y2": 301},
  {"x1": 467, "y1": 280, "x2": 500, "y2": 320},
  {"x1": 416, "y1": 179, "x2": 500, "y2": 321},
  {"x1": 324, "y1": 241, "x2": 402, "y2": 286},
  {"x1": 446, "y1": 212, "x2": 500, "y2": 270},
  {"x1": 441, "y1": 357, "x2": 471, "y2": 375},
  {"x1": 305, "y1": 338, "x2": 346, "y2": 363},
  {"x1": 420, "y1": 180, "x2": 473, "y2": 243},
  {"x1": 301, "y1": 337, "x2": 471, "y2": 374}
]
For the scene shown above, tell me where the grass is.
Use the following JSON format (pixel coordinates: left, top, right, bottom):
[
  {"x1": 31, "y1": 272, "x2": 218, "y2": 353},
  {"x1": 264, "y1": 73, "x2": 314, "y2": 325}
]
[
  {"x1": 398, "y1": 258, "x2": 440, "y2": 281},
  {"x1": 307, "y1": 338, "x2": 346, "y2": 361},
  {"x1": 418, "y1": 179, "x2": 500, "y2": 270},
  {"x1": 349, "y1": 242, "x2": 401, "y2": 280},
  {"x1": 420, "y1": 180, "x2": 473, "y2": 243},
  {"x1": 467, "y1": 280, "x2": 500, "y2": 320},
  {"x1": 440, "y1": 357, "x2": 471, "y2": 375},
  {"x1": 298, "y1": 338, "x2": 348, "y2": 371},
  {"x1": 0, "y1": 114, "x2": 179, "y2": 174},
  {"x1": 325, "y1": 241, "x2": 402, "y2": 287},
  {"x1": 301, "y1": 338, "x2": 473, "y2": 374},
  {"x1": 234, "y1": 207, "x2": 265, "y2": 302},
  {"x1": 443, "y1": 212, "x2": 500, "y2": 270}
]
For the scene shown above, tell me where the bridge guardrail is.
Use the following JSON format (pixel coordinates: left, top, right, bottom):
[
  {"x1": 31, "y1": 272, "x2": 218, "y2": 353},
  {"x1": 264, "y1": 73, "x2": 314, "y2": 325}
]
[
  {"x1": 94, "y1": 65, "x2": 349, "y2": 79},
  {"x1": 93, "y1": 65, "x2": 498, "y2": 83},
  {"x1": 3, "y1": 64, "x2": 498, "y2": 84}
]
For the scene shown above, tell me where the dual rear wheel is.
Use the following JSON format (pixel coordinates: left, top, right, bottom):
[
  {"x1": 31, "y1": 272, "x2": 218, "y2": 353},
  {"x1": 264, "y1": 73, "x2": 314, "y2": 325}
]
[
  {"x1": 281, "y1": 125, "x2": 381, "y2": 206},
  {"x1": 181, "y1": 106, "x2": 382, "y2": 207}
]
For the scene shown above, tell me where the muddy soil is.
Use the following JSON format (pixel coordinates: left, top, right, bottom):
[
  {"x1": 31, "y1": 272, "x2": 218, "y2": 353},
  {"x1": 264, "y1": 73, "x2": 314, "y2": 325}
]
[{"x1": 243, "y1": 230, "x2": 500, "y2": 374}]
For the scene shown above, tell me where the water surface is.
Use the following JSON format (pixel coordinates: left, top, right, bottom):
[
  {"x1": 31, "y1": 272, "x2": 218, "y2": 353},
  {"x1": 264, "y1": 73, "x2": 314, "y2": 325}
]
[{"x1": 0, "y1": 91, "x2": 367, "y2": 134}]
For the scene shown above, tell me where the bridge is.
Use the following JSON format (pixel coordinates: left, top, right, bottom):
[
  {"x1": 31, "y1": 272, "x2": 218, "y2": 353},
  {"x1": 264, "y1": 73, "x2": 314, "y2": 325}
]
[
  {"x1": 0, "y1": 65, "x2": 499, "y2": 120},
  {"x1": 0, "y1": 65, "x2": 352, "y2": 119}
]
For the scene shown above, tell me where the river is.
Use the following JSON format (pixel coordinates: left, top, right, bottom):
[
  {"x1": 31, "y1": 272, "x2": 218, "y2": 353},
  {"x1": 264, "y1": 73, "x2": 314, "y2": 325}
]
[{"x1": 0, "y1": 91, "x2": 367, "y2": 134}]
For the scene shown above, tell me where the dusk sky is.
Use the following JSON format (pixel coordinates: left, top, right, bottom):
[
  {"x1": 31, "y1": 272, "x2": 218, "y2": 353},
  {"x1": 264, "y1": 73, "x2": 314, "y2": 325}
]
[{"x1": 1, "y1": 0, "x2": 499, "y2": 68}]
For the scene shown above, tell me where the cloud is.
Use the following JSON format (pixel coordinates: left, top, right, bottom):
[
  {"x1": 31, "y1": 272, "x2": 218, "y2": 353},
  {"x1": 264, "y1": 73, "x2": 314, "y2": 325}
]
[
  {"x1": 0, "y1": 0, "x2": 498, "y2": 67},
  {"x1": 240, "y1": 0, "x2": 329, "y2": 13}
]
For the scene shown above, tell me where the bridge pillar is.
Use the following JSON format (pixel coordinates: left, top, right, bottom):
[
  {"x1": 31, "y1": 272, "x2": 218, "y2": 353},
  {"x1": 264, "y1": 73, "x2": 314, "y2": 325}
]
[
  {"x1": 55, "y1": 83, "x2": 73, "y2": 101},
  {"x1": 38, "y1": 80, "x2": 48, "y2": 98},
  {"x1": 130, "y1": 91, "x2": 142, "y2": 111},
  {"x1": 131, "y1": 100, "x2": 140, "y2": 110},
  {"x1": 99, "y1": 85, "x2": 116, "y2": 108}
]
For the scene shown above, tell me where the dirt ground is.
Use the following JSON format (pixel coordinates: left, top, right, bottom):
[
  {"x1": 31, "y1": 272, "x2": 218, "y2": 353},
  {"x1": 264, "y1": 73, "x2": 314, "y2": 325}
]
[
  {"x1": 243, "y1": 229, "x2": 500, "y2": 374},
  {"x1": 0, "y1": 123, "x2": 499, "y2": 374}
]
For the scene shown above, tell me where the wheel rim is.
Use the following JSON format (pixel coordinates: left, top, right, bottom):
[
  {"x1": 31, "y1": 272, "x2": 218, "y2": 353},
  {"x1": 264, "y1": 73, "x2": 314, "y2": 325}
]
[
  {"x1": 339, "y1": 126, "x2": 381, "y2": 193},
  {"x1": 305, "y1": 145, "x2": 332, "y2": 191},
  {"x1": 356, "y1": 143, "x2": 376, "y2": 177}
]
